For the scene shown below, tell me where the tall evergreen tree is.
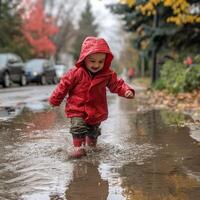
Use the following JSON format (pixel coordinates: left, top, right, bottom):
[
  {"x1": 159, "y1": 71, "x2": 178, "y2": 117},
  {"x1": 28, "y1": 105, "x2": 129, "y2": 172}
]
[
  {"x1": 72, "y1": 1, "x2": 98, "y2": 60},
  {"x1": 0, "y1": 1, "x2": 32, "y2": 60}
]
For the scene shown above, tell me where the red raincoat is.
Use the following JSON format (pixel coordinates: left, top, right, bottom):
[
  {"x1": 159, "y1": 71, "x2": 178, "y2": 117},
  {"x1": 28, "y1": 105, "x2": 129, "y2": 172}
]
[{"x1": 49, "y1": 37, "x2": 135, "y2": 125}]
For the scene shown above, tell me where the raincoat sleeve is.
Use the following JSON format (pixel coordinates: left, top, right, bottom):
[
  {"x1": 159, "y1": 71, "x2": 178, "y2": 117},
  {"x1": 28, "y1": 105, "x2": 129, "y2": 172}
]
[
  {"x1": 49, "y1": 69, "x2": 77, "y2": 106},
  {"x1": 107, "y1": 71, "x2": 135, "y2": 98}
]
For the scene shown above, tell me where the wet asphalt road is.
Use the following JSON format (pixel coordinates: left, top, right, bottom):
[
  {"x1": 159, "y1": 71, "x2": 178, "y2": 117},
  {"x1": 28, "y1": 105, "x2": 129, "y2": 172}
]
[{"x1": 0, "y1": 85, "x2": 200, "y2": 200}]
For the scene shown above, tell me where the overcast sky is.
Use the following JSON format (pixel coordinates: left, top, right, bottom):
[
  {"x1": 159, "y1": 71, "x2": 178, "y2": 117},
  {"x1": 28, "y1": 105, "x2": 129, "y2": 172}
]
[{"x1": 89, "y1": 0, "x2": 125, "y2": 58}]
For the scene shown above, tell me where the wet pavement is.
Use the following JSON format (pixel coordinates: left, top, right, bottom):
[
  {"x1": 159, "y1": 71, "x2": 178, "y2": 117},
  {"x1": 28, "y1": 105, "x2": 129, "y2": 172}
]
[{"x1": 0, "y1": 86, "x2": 200, "y2": 200}]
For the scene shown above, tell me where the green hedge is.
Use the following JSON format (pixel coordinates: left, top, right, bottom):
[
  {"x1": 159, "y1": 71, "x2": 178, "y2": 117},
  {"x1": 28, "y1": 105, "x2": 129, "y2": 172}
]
[
  {"x1": 184, "y1": 65, "x2": 200, "y2": 92},
  {"x1": 154, "y1": 60, "x2": 200, "y2": 93}
]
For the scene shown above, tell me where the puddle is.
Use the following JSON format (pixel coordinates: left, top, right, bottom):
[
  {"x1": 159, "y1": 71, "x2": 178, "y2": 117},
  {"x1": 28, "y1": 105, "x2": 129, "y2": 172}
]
[{"x1": 0, "y1": 95, "x2": 200, "y2": 200}]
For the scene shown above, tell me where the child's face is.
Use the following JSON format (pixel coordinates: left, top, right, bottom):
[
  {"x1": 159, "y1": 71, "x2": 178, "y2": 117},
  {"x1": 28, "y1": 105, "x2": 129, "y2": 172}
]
[{"x1": 85, "y1": 53, "x2": 106, "y2": 73}]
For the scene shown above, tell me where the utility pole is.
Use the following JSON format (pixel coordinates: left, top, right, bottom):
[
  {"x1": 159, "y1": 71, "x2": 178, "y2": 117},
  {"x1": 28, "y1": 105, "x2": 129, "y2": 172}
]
[
  {"x1": 0, "y1": 0, "x2": 2, "y2": 18},
  {"x1": 151, "y1": 9, "x2": 159, "y2": 84}
]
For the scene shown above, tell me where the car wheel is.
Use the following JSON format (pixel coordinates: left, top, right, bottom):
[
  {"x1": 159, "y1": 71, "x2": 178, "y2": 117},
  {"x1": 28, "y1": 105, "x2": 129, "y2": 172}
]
[
  {"x1": 3, "y1": 73, "x2": 11, "y2": 88},
  {"x1": 20, "y1": 74, "x2": 27, "y2": 86},
  {"x1": 40, "y1": 75, "x2": 46, "y2": 85}
]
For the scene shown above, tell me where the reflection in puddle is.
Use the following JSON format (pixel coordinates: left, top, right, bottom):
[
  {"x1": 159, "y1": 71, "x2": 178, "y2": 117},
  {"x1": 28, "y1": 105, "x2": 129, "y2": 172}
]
[
  {"x1": 0, "y1": 95, "x2": 200, "y2": 199},
  {"x1": 0, "y1": 106, "x2": 23, "y2": 121},
  {"x1": 189, "y1": 127, "x2": 200, "y2": 142},
  {"x1": 66, "y1": 161, "x2": 108, "y2": 200},
  {"x1": 24, "y1": 101, "x2": 49, "y2": 112},
  {"x1": 0, "y1": 102, "x2": 49, "y2": 121}
]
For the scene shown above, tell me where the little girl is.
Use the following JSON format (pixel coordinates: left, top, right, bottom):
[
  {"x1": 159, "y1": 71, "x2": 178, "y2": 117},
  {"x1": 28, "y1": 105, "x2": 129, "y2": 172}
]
[{"x1": 49, "y1": 36, "x2": 135, "y2": 158}]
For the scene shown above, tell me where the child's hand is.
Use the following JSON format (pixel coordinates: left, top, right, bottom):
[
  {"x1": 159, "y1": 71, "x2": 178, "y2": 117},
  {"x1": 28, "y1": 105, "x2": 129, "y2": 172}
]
[{"x1": 125, "y1": 90, "x2": 134, "y2": 98}]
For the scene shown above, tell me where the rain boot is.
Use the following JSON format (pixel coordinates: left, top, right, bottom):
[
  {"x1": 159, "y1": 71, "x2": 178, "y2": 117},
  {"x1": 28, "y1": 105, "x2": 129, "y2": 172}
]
[
  {"x1": 86, "y1": 136, "x2": 97, "y2": 151},
  {"x1": 86, "y1": 136, "x2": 97, "y2": 147},
  {"x1": 69, "y1": 137, "x2": 86, "y2": 159}
]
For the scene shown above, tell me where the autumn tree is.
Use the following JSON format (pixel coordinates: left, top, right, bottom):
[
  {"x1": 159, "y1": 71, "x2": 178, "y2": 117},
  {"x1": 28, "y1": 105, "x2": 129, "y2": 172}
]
[
  {"x1": 72, "y1": 1, "x2": 98, "y2": 60},
  {"x1": 133, "y1": 1, "x2": 200, "y2": 52},
  {"x1": 109, "y1": 2, "x2": 175, "y2": 81},
  {"x1": 131, "y1": 0, "x2": 200, "y2": 25},
  {"x1": 110, "y1": 0, "x2": 200, "y2": 82},
  {"x1": 22, "y1": 0, "x2": 58, "y2": 58}
]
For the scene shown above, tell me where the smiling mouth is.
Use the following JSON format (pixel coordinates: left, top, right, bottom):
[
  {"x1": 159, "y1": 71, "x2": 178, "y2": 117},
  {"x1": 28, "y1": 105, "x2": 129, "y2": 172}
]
[{"x1": 91, "y1": 67, "x2": 99, "y2": 70}]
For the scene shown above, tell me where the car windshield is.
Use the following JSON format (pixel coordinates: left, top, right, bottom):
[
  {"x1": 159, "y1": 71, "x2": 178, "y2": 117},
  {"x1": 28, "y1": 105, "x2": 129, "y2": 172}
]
[
  {"x1": 25, "y1": 60, "x2": 45, "y2": 71},
  {"x1": 0, "y1": 54, "x2": 8, "y2": 68}
]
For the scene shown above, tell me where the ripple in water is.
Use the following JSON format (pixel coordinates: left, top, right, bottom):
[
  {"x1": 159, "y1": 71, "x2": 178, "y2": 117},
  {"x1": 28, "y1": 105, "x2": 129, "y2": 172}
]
[{"x1": 80, "y1": 141, "x2": 162, "y2": 168}]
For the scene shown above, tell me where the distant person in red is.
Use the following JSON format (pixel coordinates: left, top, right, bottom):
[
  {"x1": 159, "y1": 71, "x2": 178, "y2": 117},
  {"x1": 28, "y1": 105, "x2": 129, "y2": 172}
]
[
  {"x1": 49, "y1": 36, "x2": 135, "y2": 158},
  {"x1": 184, "y1": 56, "x2": 193, "y2": 66},
  {"x1": 127, "y1": 67, "x2": 134, "y2": 81}
]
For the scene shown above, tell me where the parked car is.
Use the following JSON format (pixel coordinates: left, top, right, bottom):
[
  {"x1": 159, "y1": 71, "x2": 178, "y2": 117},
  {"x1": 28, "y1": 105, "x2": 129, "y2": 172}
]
[
  {"x1": 54, "y1": 64, "x2": 67, "y2": 80},
  {"x1": 25, "y1": 58, "x2": 58, "y2": 85},
  {"x1": 0, "y1": 53, "x2": 27, "y2": 88}
]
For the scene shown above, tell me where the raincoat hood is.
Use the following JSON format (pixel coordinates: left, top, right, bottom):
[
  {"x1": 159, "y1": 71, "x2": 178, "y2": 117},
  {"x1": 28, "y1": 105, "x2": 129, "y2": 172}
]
[{"x1": 75, "y1": 37, "x2": 114, "y2": 71}]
